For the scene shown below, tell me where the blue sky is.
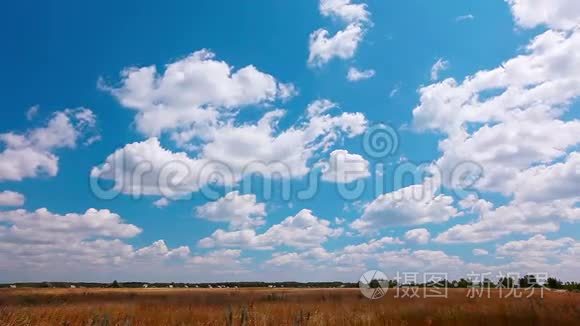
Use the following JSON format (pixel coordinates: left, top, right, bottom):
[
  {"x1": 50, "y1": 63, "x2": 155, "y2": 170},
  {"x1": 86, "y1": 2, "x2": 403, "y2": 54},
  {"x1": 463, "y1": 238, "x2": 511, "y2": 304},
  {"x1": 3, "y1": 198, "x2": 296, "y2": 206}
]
[{"x1": 0, "y1": 0, "x2": 579, "y2": 282}]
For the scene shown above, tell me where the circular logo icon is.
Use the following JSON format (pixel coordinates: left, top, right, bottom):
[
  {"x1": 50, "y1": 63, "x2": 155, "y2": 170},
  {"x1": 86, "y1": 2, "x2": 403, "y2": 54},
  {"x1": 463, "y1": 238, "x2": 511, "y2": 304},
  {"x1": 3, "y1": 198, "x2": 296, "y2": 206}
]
[
  {"x1": 362, "y1": 124, "x2": 399, "y2": 159},
  {"x1": 359, "y1": 270, "x2": 389, "y2": 299}
]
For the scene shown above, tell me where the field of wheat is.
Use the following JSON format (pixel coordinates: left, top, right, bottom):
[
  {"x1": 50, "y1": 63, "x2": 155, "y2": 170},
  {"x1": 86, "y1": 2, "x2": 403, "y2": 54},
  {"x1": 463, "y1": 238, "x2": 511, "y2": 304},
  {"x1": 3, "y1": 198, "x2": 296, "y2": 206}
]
[{"x1": 1, "y1": 287, "x2": 579, "y2": 325}]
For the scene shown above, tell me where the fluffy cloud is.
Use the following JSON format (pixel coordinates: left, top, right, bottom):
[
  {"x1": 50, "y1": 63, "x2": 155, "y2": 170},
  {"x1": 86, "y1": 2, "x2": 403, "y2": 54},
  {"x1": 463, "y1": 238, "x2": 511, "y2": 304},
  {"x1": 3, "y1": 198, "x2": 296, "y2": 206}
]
[
  {"x1": 350, "y1": 178, "x2": 458, "y2": 233},
  {"x1": 347, "y1": 67, "x2": 375, "y2": 81},
  {"x1": 195, "y1": 191, "x2": 266, "y2": 230},
  {"x1": 254, "y1": 208, "x2": 341, "y2": 249},
  {"x1": 308, "y1": 0, "x2": 374, "y2": 67},
  {"x1": 153, "y1": 198, "x2": 170, "y2": 208},
  {"x1": 511, "y1": 152, "x2": 580, "y2": 203},
  {"x1": 430, "y1": 58, "x2": 449, "y2": 81},
  {"x1": 102, "y1": 49, "x2": 295, "y2": 141},
  {"x1": 375, "y1": 249, "x2": 467, "y2": 275},
  {"x1": 342, "y1": 236, "x2": 402, "y2": 254},
  {"x1": 413, "y1": 30, "x2": 580, "y2": 194},
  {"x1": 413, "y1": 16, "x2": 580, "y2": 244},
  {"x1": 455, "y1": 14, "x2": 475, "y2": 22},
  {"x1": 414, "y1": 28, "x2": 580, "y2": 135},
  {"x1": 0, "y1": 108, "x2": 97, "y2": 181},
  {"x1": 319, "y1": 0, "x2": 370, "y2": 24},
  {"x1": 435, "y1": 200, "x2": 580, "y2": 243},
  {"x1": 90, "y1": 138, "x2": 208, "y2": 197},
  {"x1": 308, "y1": 24, "x2": 365, "y2": 67},
  {"x1": 0, "y1": 191, "x2": 25, "y2": 207},
  {"x1": 26, "y1": 105, "x2": 39, "y2": 121},
  {"x1": 0, "y1": 206, "x2": 253, "y2": 281},
  {"x1": 404, "y1": 228, "x2": 431, "y2": 244},
  {"x1": 459, "y1": 194, "x2": 494, "y2": 214},
  {"x1": 200, "y1": 108, "x2": 366, "y2": 177},
  {"x1": 492, "y1": 235, "x2": 580, "y2": 279},
  {"x1": 199, "y1": 209, "x2": 342, "y2": 250},
  {"x1": 265, "y1": 235, "x2": 580, "y2": 280},
  {"x1": 188, "y1": 249, "x2": 247, "y2": 270},
  {"x1": 0, "y1": 208, "x2": 140, "y2": 271},
  {"x1": 436, "y1": 118, "x2": 580, "y2": 194},
  {"x1": 92, "y1": 102, "x2": 367, "y2": 197},
  {"x1": 472, "y1": 248, "x2": 489, "y2": 256},
  {"x1": 265, "y1": 240, "x2": 472, "y2": 280},
  {"x1": 507, "y1": 0, "x2": 580, "y2": 30},
  {"x1": 496, "y1": 234, "x2": 574, "y2": 260},
  {"x1": 265, "y1": 247, "x2": 344, "y2": 271},
  {"x1": 100, "y1": 49, "x2": 368, "y2": 198},
  {"x1": 135, "y1": 240, "x2": 190, "y2": 259},
  {"x1": 320, "y1": 149, "x2": 370, "y2": 183},
  {"x1": 306, "y1": 99, "x2": 336, "y2": 118},
  {"x1": 0, "y1": 208, "x2": 141, "y2": 242},
  {"x1": 310, "y1": 1, "x2": 370, "y2": 67}
]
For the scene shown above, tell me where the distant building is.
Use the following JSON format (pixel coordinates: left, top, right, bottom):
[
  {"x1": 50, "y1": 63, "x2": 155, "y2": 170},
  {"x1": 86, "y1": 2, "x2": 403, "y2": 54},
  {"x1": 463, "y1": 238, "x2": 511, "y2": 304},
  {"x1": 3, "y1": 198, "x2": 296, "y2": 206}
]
[
  {"x1": 143, "y1": 284, "x2": 149, "y2": 288},
  {"x1": 9, "y1": 284, "x2": 16, "y2": 288},
  {"x1": 70, "y1": 285, "x2": 76, "y2": 288},
  {"x1": 168, "y1": 285, "x2": 174, "y2": 288}
]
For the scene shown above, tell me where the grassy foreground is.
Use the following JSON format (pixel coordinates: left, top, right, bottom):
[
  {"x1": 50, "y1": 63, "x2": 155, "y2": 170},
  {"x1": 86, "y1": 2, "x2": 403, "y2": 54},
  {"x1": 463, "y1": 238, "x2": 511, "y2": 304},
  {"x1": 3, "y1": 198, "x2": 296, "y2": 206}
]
[{"x1": 1, "y1": 288, "x2": 579, "y2": 325}]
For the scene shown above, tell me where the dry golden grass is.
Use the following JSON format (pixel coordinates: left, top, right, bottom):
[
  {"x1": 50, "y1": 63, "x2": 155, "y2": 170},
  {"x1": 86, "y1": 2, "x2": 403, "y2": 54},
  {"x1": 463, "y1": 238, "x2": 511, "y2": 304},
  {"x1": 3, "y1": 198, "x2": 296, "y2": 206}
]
[{"x1": 1, "y1": 288, "x2": 579, "y2": 325}]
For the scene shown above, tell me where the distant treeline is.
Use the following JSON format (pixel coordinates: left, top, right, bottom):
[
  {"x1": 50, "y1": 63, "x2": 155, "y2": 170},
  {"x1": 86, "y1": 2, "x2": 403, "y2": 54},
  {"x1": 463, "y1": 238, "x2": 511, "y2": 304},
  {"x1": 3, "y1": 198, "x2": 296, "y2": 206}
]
[
  {"x1": 0, "y1": 281, "x2": 357, "y2": 289},
  {"x1": 2, "y1": 277, "x2": 580, "y2": 291}
]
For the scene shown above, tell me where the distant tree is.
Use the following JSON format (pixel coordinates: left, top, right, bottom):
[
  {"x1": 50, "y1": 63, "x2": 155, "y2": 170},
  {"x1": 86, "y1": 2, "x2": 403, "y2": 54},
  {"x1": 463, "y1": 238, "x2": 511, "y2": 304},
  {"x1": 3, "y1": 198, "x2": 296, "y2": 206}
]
[
  {"x1": 546, "y1": 277, "x2": 563, "y2": 289},
  {"x1": 499, "y1": 277, "x2": 515, "y2": 288},
  {"x1": 481, "y1": 278, "x2": 494, "y2": 288},
  {"x1": 457, "y1": 278, "x2": 471, "y2": 288},
  {"x1": 369, "y1": 279, "x2": 382, "y2": 289},
  {"x1": 111, "y1": 280, "x2": 120, "y2": 288},
  {"x1": 519, "y1": 275, "x2": 538, "y2": 288}
]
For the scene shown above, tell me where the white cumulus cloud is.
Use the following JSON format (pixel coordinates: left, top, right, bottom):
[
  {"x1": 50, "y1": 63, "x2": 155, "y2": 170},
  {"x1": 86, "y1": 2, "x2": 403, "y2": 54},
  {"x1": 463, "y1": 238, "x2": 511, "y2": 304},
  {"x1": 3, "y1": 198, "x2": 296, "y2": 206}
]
[
  {"x1": 319, "y1": 149, "x2": 370, "y2": 183},
  {"x1": 308, "y1": 24, "x2": 365, "y2": 67},
  {"x1": 405, "y1": 228, "x2": 431, "y2": 244},
  {"x1": 351, "y1": 178, "x2": 459, "y2": 233},
  {"x1": 0, "y1": 108, "x2": 98, "y2": 181},
  {"x1": 347, "y1": 67, "x2": 375, "y2": 81},
  {"x1": 0, "y1": 191, "x2": 25, "y2": 207},
  {"x1": 195, "y1": 191, "x2": 266, "y2": 230},
  {"x1": 319, "y1": 0, "x2": 370, "y2": 24}
]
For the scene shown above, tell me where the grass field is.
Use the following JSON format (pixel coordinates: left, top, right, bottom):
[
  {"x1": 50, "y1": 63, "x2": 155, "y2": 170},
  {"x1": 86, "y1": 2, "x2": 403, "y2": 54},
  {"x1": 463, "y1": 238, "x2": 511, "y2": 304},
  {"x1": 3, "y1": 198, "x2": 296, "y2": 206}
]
[{"x1": 1, "y1": 288, "x2": 579, "y2": 325}]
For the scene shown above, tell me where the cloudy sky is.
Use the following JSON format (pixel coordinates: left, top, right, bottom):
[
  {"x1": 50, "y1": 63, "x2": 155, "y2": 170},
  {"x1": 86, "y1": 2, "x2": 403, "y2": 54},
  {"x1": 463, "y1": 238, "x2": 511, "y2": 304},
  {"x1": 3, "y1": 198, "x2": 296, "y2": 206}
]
[{"x1": 1, "y1": 0, "x2": 579, "y2": 282}]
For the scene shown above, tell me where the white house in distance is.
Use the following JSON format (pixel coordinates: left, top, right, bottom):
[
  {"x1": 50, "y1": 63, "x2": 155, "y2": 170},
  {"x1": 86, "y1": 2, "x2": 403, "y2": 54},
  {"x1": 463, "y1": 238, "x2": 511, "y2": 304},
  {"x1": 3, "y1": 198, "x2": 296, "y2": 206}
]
[
  {"x1": 143, "y1": 284, "x2": 149, "y2": 288},
  {"x1": 9, "y1": 284, "x2": 16, "y2": 288}
]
